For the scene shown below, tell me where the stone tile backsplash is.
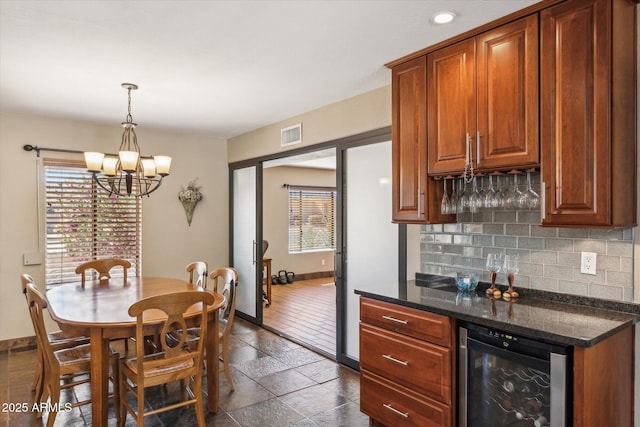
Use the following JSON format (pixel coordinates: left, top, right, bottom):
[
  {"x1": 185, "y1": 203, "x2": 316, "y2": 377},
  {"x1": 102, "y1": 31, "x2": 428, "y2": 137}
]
[{"x1": 419, "y1": 210, "x2": 634, "y2": 302}]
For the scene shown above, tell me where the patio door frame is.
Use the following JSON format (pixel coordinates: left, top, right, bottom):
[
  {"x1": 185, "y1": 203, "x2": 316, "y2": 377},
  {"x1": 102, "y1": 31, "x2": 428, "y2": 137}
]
[{"x1": 229, "y1": 126, "x2": 406, "y2": 367}]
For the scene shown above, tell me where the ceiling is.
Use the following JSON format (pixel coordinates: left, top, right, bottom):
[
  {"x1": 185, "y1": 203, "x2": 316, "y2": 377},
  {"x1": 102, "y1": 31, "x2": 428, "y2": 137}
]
[{"x1": 0, "y1": 0, "x2": 540, "y2": 140}]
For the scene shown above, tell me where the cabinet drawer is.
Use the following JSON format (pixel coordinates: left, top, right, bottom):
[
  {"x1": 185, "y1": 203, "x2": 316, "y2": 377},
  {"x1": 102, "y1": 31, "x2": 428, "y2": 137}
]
[
  {"x1": 361, "y1": 369, "x2": 452, "y2": 427},
  {"x1": 360, "y1": 323, "x2": 451, "y2": 404},
  {"x1": 360, "y1": 297, "x2": 451, "y2": 347}
]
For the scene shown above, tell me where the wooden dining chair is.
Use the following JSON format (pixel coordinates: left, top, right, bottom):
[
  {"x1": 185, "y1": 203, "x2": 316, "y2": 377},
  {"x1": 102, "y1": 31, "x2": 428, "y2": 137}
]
[
  {"x1": 210, "y1": 267, "x2": 239, "y2": 391},
  {"x1": 75, "y1": 258, "x2": 131, "y2": 286},
  {"x1": 186, "y1": 261, "x2": 208, "y2": 287},
  {"x1": 20, "y1": 274, "x2": 90, "y2": 403},
  {"x1": 24, "y1": 281, "x2": 120, "y2": 426},
  {"x1": 119, "y1": 290, "x2": 214, "y2": 427}
]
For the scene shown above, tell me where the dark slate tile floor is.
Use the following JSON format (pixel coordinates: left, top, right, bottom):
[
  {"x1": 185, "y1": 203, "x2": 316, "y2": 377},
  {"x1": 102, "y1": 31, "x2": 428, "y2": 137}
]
[{"x1": 0, "y1": 318, "x2": 368, "y2": 426}]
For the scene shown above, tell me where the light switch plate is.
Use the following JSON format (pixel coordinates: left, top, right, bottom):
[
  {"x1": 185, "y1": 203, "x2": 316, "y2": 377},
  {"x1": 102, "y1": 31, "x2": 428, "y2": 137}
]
[{"x1": 23, "y1": 252, "x2": 43, "y2": 266}]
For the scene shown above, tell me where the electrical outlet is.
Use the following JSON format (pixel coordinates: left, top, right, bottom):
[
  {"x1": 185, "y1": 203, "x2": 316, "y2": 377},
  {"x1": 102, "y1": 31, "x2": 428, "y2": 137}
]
[{"x1": 580, "y1": 252, "x2": 597, "y2": 275}]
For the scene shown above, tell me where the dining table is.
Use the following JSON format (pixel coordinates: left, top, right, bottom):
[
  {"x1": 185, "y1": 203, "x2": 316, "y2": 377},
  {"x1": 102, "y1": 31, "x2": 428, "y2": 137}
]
[{"x1": 45, "y1": 276, "x2": 226, "y2": 426}]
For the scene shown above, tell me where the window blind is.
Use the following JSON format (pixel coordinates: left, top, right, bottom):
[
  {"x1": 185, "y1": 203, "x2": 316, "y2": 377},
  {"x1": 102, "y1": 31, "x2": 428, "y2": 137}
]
[
  {"x1": 44, "y1": 158, "x2": 141, "y2": 285},
  {"x1": 288, "y1": 186, "x2": 336, "y2": 253}
]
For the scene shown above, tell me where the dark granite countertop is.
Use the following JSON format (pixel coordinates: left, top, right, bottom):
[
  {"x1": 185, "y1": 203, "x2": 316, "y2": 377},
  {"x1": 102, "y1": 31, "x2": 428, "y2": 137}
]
[{"x1": 355, "y1": 276, "x2": 640, "y2": 347}]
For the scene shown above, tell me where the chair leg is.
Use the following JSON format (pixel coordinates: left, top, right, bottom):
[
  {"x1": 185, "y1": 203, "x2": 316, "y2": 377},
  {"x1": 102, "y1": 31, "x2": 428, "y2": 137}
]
[
  {"x1": 45, "y1": 381, "x2": 61, "y2": 427},
  {"x1": 193, "y1": 376, "x2": 205, "y2": 427},
  {"x1": 221, "y1": 339, "x2": 234, "y2": 391},
  {"x1": 33, "y1": 352, "x2": 45, "y2": 404},
  {"x1": 118, "y1": 367, "x2": 126, "y2": 427},
  {"x1": 31, "y1": 349, "x2": 42, "y2": 392}
]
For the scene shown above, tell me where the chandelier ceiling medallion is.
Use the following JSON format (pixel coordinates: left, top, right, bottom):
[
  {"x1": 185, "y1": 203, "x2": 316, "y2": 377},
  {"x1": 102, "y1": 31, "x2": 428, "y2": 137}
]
[{"x1": 84, "y1": 83, "x2": 171, "y2": 197}]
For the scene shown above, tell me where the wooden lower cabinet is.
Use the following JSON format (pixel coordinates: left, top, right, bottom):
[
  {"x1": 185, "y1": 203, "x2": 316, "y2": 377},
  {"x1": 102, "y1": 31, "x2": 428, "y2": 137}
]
[
  {"x1": 361, "y1": 370, "x2": 451, "y2": 427},
  {"x1": 359, "y1": 298, "x2": 454, "y2": 427}
]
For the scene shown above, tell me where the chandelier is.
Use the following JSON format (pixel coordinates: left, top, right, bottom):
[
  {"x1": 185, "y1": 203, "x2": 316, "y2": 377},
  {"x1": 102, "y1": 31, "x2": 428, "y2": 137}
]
[{"x1": 84, "y1": 83, "x2": 171, "y2": 197}]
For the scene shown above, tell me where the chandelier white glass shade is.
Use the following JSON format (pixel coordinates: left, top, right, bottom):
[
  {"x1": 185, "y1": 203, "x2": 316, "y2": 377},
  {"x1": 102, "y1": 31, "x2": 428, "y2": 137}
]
[{"x1": 84, "y1": 83, "x2": 171, "y2": 197}]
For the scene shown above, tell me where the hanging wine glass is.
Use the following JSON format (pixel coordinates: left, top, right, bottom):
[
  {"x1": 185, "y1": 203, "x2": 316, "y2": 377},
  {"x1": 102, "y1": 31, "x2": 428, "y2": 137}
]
[
  {"x1": 449, "y1": 178, "x2": 458, "y2": 214},
  {"x1": 459, "y1": 178, "x2": 470, "y2": 212},
  {"x1": 469, "y1": 176, "x2": 482, "y2": 213},
  {"x1": 485, "y1": 253, "x2": 503, "y2": 297},
  {"x1": 502, "y1": 254, "x2": 520, "y2": 299},
  {"x1": 518, "y1": 170, "x2": 540, "y2": 209},
  {"x1": 483, "y1": 174, "x2": 498, "y2": 208},
  {"x1": 495, "y1": 174, "x2": 506, "y2": 208},
  {"x1": 504, "y1": 173, "x2": 522, "y2": 209},
  {"x1": 440, "y1": 178, "x2": 450, "y2": 215},
  {"x1": 477, "y1": 175, "x2": 487, "y2": 208}
]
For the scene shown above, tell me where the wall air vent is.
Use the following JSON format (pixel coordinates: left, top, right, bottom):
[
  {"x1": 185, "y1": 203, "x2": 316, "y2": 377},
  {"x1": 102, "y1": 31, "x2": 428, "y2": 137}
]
[{"x1": 281, "y1": 123, "x2": 302, "y2": 147}]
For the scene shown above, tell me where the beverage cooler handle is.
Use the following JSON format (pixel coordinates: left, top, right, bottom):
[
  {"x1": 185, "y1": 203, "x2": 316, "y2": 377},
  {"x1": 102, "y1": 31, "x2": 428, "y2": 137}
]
[
  {"x1": 550, "y1": 353, "x2": 567, "y2": 427},
  {"x1": 458, "y1": 327, "x2": 468, "y2": 427}
]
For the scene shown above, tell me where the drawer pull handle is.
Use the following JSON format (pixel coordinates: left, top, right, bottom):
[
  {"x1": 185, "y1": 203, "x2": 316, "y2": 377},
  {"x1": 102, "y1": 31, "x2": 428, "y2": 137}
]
[
  {"x1": 383, "y1": 354, "x2": 409, "y2": 366},
  {"x1": 382, "y1": 315, "x2": 408, "y2": 324},
  {"x1": 383, "y1": 403, "x2": 409, "y2": 418}
]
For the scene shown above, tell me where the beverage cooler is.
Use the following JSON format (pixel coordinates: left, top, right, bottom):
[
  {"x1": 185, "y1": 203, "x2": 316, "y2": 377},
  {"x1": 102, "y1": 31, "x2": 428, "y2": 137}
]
[{"x1": 458, "y1": 323, "x2": 572, "y2": 427}]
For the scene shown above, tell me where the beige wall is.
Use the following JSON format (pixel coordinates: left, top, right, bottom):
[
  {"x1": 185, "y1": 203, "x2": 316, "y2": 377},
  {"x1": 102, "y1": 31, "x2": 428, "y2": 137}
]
[
  {"x1": 0, "y1": 111, "x2": 228, "y2": 341},
  {"x1": 263, "y1": 166, "x2": 336, "y2": 276},
  {"x1": 228, "y1": 85, "x2": 391, "y2": 163}
]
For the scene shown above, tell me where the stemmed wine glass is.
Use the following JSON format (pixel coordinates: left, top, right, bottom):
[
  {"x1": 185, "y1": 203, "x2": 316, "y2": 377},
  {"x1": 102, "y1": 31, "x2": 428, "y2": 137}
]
[
  {"x1": 483, "y1": 174, "x2": 498, "y2": 208},
  {"x1": 459, "y1": 178, "x2": 470, "y2": 212},
  {"x1": 469, "y1": 177, "x2": 482, "y2": 213},
  {"x1": 440, "y1": 178, "x2": 450, "y2": 215},
  {"x1": 518, "y1": 170, "x2": 540, "y2": 209},
  {"x1": 502, "y1": 254, "x2": 520, "y2": 299},
  {"x1": 504, "y1": 173, "x2": 522, "y2": 209},
  {"x1": 485, "y1": 253, "x2": 503, "y2": 297},
  {"x1": 449, "y1": 178, "x2": 458, "y2": 214}
]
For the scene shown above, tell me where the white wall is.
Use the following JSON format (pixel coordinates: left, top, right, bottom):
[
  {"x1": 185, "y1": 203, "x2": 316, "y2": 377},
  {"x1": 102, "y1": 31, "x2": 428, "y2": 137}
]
[
  {"x1": 263, "y1": 165, "x2": 336, "y2": 276},
  {"x1": 0, "y1": 111, "x2": 228, "y2": 341}
]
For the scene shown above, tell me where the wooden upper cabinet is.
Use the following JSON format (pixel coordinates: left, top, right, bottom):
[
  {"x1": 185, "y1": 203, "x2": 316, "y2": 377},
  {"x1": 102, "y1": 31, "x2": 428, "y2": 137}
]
[
  {"x1": 392, "y1": 56, "x2": 427, "y2": 223},
  {"x1": 428, "y1": 15, "x2": 539, "y2": 176},
  {"x1": 476, "y1": 14, "x2": 539, "y2": 170},
  {"x1": 426, "y1": 39, "x2": 476, "y2": 175},
  {"x1": 540, "y1": 0, "x2": 637, "y2": 227},
  {"x1": 391, "y1": 56, "x2": 456, "y2": 224}
]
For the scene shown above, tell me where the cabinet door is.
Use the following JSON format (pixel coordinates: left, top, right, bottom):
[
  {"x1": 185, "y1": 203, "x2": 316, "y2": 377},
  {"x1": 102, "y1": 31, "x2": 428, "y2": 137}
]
[
  {"x1": 540, "y1": 0, "x2": 636, "y2": 227},
  {"x1": 392, "y1": 56, "x2": 428, "y2": 222},
  {"x1": 476, "y1": 14, "x2": 539, "y2": 171},
  {"x1": 427, "y1": 38, "x2": 476, "y2": 175}
]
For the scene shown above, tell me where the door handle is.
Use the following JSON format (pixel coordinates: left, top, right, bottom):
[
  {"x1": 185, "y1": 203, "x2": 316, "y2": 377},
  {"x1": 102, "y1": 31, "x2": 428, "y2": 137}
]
[
  {"x1": 383, "y1": 354, "x2": 409, "y2": 366},
  {"x1": 476, "y1": 131, "x2": 481, "y2": 165}
]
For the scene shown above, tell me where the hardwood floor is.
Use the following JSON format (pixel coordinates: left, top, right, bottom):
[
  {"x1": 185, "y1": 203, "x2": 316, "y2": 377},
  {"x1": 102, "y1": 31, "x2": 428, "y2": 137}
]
[{"x1": 263, "y1": 277, "x2": 336, "y2": 357}]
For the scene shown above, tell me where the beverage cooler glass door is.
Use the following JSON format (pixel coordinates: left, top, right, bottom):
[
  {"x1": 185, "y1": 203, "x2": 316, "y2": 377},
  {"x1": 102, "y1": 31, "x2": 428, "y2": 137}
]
[{"x1": 459, "y1": 325, "x2": 569, "y2": 427}]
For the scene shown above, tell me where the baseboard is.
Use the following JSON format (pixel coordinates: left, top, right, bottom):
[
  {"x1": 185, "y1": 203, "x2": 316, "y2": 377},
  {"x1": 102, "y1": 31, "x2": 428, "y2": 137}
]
[
  {"x1": 0, "y1": 335, "x2": 36, "y2": 353},
  {"x1": 293, "y1": 271, "x2": 334, "y2": 281}
]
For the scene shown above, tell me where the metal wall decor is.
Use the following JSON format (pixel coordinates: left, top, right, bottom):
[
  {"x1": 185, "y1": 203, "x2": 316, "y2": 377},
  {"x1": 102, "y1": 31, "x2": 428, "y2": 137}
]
[{"x1": 178, "y1": 178, "x2": 203, "y2": 226}]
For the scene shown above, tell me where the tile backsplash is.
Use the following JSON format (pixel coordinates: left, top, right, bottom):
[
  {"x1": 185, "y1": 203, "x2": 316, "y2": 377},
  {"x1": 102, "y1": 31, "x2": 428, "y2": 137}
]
[{"x1": 419, "y1": 209, "x2": 634, "y2": 302}]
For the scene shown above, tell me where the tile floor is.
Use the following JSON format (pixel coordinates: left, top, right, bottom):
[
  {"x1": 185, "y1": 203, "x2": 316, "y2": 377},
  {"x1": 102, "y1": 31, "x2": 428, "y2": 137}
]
[{"x1": 0, "y1": 318, "x2": 368, "y2": 426}]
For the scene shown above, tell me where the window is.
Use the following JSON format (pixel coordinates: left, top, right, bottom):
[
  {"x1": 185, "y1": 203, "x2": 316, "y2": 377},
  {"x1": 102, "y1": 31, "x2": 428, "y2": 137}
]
[
  {"x1": 44, "y1": 158, "x2": 141, "y2": 285},
  {"x1": 288, "y1": 185, "x2": 336, "y2": 253}
]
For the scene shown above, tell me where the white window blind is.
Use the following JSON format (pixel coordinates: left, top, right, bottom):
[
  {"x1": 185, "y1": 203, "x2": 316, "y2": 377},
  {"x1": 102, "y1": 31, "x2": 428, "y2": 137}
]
[
  {"x1": 44, "y1": 158, "x2": 141, "y2": 285},
  {"x1": 288, "y1": 185, "x2": 336, "y2": 253}
]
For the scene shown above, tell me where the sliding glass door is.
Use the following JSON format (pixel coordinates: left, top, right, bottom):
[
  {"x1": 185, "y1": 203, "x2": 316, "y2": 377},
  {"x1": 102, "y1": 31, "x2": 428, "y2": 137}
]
[
  {"x1": 340, "y1": 140, "x2": 398, "y2": 363},
  {"x1": 232, "y1": 165, "x2": 260, "y2": 320}
]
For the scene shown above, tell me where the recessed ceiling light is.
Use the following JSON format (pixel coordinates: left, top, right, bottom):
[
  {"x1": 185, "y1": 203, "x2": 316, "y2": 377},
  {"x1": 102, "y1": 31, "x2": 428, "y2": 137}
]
[{"x1": 432, "y1": 11, "x2": 456, "y2": 25}]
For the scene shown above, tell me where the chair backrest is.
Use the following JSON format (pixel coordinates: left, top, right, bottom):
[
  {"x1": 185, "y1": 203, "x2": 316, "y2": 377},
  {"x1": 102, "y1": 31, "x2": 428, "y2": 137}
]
[
  {"x1": 210, "y1": 267, "x2": 238, "y2": 329},
  {"x1": 21, "y1": 273, "x2": 35, "y2": 298},
  {"x1": 75, "y1": 258, "x2": 131, "y2": 286},
  {"x1": 186, "y1": 261, "x2": 208, "y2": 288},
  {"x1": 128, "y1": 290, "x2": 215, "y2": 377},
  {"x1": 24, "y1": 282, "x2": 56, "y2": 374}
]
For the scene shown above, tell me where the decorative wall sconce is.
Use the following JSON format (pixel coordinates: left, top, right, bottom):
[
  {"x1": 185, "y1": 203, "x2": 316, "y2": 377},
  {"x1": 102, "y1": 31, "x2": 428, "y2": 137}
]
[{"x1": 178, "y1": 178, "x2": 203, "y2": 226}]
